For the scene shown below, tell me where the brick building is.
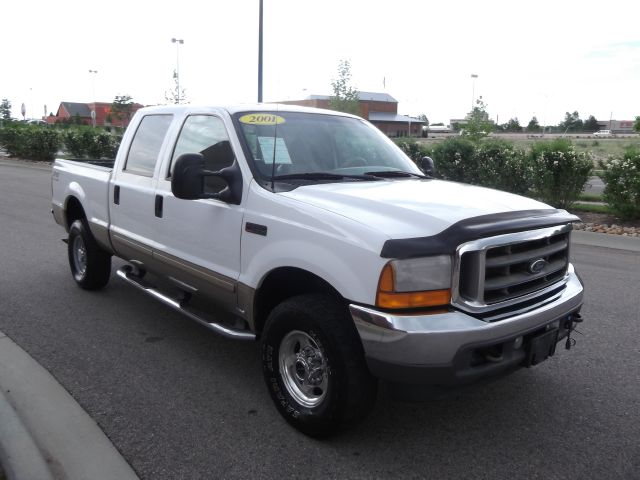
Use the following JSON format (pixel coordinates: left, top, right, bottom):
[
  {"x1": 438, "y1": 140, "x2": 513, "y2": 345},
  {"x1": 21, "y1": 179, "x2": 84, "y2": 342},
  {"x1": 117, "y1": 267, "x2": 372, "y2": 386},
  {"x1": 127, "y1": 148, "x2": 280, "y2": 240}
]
[
  {"x1": 47, "y1": 101, "x2": 143, "y2": 127},
  {"x1": 596, "y1": 119, "x2": 636, "y2": 134},
  {"x1": 280, "y1": 91, "x2": 423, "y2": 137}
]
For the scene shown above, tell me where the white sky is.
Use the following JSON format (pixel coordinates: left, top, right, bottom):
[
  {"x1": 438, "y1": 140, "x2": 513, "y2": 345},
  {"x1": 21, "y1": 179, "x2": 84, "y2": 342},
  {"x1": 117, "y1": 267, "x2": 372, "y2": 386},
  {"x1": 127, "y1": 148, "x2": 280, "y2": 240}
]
[{"x1": 2, "y1": 0, "x2": 639, "y2": 126}]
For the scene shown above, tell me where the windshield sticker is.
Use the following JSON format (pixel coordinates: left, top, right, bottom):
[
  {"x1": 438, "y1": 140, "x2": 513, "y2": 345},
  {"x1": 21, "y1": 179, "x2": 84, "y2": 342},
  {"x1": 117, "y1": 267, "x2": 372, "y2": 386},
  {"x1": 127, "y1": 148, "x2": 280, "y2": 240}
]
[
  {"x1": 239, "y1": 114, "x2": 286, "y2": 126},
  {"x1": 258, "y1": 137, "x2": 292, "y2": 164}
]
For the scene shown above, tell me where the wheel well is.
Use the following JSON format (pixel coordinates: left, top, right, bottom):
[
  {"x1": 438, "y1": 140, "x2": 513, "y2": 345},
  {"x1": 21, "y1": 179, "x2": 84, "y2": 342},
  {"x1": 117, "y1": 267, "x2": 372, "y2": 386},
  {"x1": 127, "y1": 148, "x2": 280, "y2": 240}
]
[
  {"x1": 253, "y1": 267, "x2": 344, "y2": 336},
  {"x1": 65, "y1": 196, "x2": 86, "y2": 230}
]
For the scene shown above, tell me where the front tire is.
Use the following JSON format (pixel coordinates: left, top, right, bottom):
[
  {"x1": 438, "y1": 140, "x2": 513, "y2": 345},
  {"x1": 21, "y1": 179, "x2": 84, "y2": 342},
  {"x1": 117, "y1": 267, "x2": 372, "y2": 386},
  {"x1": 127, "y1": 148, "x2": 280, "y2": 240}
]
[
  {"x1": 261, "y1": 294, "x2": 377, "y2": 437},
  {"x1": 67, "y1": 219, "x2": 111, "y2": 290}
]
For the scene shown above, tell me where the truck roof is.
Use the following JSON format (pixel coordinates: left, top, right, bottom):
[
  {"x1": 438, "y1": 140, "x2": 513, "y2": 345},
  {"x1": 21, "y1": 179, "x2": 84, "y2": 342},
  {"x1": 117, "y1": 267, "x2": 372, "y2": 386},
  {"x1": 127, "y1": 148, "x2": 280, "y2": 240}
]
[{"x1": 135, "y1": 103, "x2": 357, "y2": 118}]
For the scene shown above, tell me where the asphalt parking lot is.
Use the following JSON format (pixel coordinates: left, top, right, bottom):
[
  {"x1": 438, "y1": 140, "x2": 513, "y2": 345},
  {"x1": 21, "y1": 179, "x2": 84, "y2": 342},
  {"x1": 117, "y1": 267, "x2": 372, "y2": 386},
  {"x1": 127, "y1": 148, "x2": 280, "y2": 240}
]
[{"x1": 1, "y1": 160, "x2": 639, "y2": 479}]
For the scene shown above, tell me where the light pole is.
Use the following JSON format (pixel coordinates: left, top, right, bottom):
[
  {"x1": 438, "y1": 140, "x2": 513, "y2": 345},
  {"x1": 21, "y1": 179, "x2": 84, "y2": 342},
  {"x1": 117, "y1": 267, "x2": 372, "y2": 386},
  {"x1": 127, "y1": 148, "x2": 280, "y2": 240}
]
[
  {"x1": 258, "y1": 0, "x2": 263, "y2": 103},
  {"x1": 470, "y1": 74, "x2": 478, "y2": 111},
  {"x1": 89, "y1": 69, "x2": 98, "y2": 127},
  {"x1": 171, "y1": 38, "x2": 184, "y2": 104}
]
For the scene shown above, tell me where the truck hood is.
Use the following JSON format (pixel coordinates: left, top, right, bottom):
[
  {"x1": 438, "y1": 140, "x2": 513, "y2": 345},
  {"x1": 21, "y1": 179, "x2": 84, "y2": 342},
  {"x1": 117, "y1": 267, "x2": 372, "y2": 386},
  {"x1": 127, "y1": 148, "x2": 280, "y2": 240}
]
[{"x1": 279, "y1": 179, "x2": 552, "y2": 239}]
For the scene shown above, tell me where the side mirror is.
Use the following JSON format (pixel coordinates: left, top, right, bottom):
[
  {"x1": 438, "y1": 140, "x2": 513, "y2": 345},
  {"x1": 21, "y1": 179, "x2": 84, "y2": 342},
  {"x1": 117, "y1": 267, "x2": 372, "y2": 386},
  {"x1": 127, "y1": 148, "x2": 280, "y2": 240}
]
[
  {"x1": 172, "y1": 153, "x2": 207, "y2": 200},
  {"x1": 420, "y1": 156, "x2": 436, "y2": 177},
  {"x1": 171, "y1": 142, "x2": 242, "y2": 204}
]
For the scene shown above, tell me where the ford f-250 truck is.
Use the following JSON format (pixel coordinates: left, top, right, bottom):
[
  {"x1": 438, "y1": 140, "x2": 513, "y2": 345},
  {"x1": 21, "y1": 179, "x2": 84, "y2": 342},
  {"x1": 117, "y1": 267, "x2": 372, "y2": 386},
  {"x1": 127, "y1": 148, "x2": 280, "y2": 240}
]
[{"x1": 52, "y1": 104, "x2": 584, "y2": 437}]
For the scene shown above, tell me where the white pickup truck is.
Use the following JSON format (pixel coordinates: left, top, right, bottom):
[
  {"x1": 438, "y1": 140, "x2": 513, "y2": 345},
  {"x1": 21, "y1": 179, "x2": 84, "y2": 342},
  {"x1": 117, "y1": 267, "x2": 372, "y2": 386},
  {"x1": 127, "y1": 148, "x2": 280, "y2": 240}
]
[{"x1": 52, "y1": 104, "x2": 584, "y2": 436}]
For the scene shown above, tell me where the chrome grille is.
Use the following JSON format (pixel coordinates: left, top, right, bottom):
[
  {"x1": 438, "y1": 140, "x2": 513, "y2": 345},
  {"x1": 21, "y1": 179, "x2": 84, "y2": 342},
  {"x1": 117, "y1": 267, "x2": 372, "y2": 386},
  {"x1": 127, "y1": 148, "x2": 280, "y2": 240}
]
[{"x1": 453, "y1": 224, "x2": 572, "y2": 316}]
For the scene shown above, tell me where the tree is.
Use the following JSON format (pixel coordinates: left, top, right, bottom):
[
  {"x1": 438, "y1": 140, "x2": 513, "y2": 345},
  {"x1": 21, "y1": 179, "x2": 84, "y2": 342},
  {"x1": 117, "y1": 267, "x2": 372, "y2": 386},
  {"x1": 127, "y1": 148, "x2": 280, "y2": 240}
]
[
  {"x1": 503, "y1": 118, "x2": 522, "y2": 133},
  {"x1": 328, "y1": 60, "x2": 360, "y2": 115},
  {"x1": 583, "y1": 115, "x2": 599, "y2": 133},
  {"x1": 634, "y1": 116, "x2": 640, "y2": 133},
  {"x1": 165, "y1": 70, "x2": 187, "y2": 105},
  {"x1": 460, "y1": 98, "x2": 494, "y2": 141},
  {"x1": 111, "y1": 95, "x2": 134, "y2": 127},
  {"x1": 559, "y1": 111, "x2": 583, "y2": 133},
  {"x1": 526, "y1": 116, "x2": 541, "y2": 133},
  {"x1": 417, "y1": 115, "x2": 430, "y2": 137},
  {"x1": 0, "y1": 98, "x2": 12, "y2": 120}
]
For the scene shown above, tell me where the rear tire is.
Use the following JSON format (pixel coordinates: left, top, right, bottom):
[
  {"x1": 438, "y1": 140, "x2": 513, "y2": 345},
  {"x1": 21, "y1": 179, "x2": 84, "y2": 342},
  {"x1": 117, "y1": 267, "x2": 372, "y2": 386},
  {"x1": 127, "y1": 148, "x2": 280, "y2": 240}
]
[
  {"x1": 261, "y1": 294, "x2": 377, "y2": 437},
  {"x1": 67, "y1": 219, "x2": 111, "y2": 290}
]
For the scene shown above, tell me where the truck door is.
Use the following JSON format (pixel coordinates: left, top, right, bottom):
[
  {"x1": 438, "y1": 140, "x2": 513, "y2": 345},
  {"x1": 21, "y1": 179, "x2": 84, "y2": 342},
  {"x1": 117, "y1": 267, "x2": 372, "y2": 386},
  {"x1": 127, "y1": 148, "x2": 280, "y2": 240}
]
[
  {"x1": 152, "y1": 114, "x2": 244, "y2": 310},
  {"x1": 109, "y1": 114, "x2": 174, "y2": 266}
]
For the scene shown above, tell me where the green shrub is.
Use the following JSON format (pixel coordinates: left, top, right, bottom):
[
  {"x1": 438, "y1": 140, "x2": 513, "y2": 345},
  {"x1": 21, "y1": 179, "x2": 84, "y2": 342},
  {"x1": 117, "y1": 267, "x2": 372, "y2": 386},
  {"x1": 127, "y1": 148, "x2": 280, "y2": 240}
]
[
  {"x1": 428, "y1": 137, "x2": 476, "y2": 182},
  {"x1": 528, "y1": 139, "x2": 592, "y2": 208},
  {"x1": 473, "y1": 139, "x2": 532, "y2": 195},
  {"x1": 27, "y1": 128, "x2": 62, "y2": 161},
  {"x1": 0, "y1": 124, "x2": 62, "y2": 161},
  {"x1": 599, "y1": 147, "x2": 640, "y2": 219},
  {"x1": 63, "y1": 129, "x2": 87, "y2": 157},
  {"x1": 63, "y1": 128, "x2": 120, "y2": 159},
  {"x1": 393, "y1": 138, "x2": 431, "y2": 163},
  {"x1": 102, "y1": 133, "x2": 121, "y2": 159},
  {"x1": 0, "y1": 123, "x2": 28, "y2": 157}
]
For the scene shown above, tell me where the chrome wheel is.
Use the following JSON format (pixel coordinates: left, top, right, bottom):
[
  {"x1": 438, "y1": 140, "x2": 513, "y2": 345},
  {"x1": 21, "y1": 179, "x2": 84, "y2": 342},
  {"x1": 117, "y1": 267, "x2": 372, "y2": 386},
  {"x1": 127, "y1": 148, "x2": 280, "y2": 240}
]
[
  {"x1": 279, "y1": 330, "x2": 328, "y2": 408},
  {"x1": 72, "y1": 235, "x2": 87, "y2": 276}
]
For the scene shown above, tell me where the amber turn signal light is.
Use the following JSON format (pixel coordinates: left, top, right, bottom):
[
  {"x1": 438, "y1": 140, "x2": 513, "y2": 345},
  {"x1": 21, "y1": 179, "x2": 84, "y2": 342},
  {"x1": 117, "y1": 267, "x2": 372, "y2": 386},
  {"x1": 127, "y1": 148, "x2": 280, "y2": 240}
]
[{"x1": 376, "y1": 263, "x2": 451, "y2": 309}]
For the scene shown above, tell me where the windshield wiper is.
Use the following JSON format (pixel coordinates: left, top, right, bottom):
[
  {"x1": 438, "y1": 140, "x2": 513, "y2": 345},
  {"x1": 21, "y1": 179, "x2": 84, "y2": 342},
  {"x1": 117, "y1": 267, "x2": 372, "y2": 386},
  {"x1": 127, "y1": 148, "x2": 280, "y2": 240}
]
[
  {"x1": 364, "y1": 170, "x2": 428, "y2": 179},
  {"x1": 273, "y1": 172, "x2": 381, "y2": 181}
]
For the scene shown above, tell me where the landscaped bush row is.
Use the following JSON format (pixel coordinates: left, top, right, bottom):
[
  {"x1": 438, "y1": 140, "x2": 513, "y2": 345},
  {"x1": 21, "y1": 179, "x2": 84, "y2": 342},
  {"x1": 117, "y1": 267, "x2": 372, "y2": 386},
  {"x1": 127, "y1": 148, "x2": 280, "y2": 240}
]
[
  {"x1": 600, "y1": 147, "x2": 640, "y2": 219},
  {"x1": 528, "y1": 139, "x2": 593, "y2": 209},
  {"x1": 0, "y1": 124, "x2": 121, "y2": 161},
  {"x1": 63, "y1": 127, "x2": 121, "y2": 159},
  {"x1": 395, "y1": 137, "x2": 593, "y2": 209},
  {"x1": 0, "y1": 124, "x2": 62, "y2": 161}
]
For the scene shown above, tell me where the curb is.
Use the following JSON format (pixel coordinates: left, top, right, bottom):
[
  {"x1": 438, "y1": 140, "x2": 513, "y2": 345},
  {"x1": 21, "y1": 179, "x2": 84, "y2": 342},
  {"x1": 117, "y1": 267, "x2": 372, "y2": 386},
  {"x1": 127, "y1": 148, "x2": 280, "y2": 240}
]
[
  {"x1": 0, "y1": 331, "x2": 139, "y2": 480},
  {"x1": 0, "y1": 387, "x2": 54, "y2": 480},
  {"x1": 571, "y1": 230, "x2": 640, "y2": 252}
]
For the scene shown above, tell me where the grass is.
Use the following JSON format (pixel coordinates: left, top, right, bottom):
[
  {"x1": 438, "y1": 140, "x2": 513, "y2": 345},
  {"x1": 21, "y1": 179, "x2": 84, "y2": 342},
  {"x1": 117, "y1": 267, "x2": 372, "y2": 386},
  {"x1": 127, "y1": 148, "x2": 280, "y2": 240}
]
[
  {"x1": 573, "y1": 137, "x2": 640, "y2": 164},
  {"x1": 417, "y1": 135, "x2": 640, "y2": 166},
  {"x1": 578, "y1": 193, "x2": 603, "y2": 202}
]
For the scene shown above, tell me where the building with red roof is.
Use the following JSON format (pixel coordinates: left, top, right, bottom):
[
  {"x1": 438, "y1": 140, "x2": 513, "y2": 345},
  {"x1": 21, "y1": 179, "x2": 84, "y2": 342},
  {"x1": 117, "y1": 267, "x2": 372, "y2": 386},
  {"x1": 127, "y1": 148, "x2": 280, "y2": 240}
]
[{"x1": 46, "y1": 101, "x2": 144, "y2": 127}]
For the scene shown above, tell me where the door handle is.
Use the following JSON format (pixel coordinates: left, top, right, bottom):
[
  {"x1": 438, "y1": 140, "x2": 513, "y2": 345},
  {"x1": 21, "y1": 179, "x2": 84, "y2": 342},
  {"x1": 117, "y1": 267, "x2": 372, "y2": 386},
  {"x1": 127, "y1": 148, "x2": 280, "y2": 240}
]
[
  {"x1": 155, "y1": 195, "x2": 163, "y2": 218},
  {"x1": 114, "y1": 185, "x2": 120, "y2": 204}
]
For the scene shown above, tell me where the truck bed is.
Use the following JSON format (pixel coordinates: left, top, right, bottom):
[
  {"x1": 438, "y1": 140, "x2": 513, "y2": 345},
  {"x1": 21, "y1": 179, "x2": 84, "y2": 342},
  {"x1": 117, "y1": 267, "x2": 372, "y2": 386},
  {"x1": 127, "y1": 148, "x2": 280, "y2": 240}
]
[
  {"x1": 61, "y1": 158, "x2": 115, "y2": 169},
  {"x1": 51, "y1": 158, "x2": 113, "y2": 235}
]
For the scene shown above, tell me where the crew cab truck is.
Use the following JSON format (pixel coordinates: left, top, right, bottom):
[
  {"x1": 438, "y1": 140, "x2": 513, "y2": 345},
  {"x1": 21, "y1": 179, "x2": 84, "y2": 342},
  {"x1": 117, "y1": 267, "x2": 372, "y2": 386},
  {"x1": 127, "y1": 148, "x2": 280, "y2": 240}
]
[{"x1": 52, "y1": 104, "x2": 584, "y2": 437}]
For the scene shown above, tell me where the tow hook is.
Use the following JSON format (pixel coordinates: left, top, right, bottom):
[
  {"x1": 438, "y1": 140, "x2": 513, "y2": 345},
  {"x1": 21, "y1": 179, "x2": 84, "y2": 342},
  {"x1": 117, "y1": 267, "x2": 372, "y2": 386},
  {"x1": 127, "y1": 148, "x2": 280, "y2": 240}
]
[{"x1": 564, "y1": 313, "x2": 583, "y2": 350}]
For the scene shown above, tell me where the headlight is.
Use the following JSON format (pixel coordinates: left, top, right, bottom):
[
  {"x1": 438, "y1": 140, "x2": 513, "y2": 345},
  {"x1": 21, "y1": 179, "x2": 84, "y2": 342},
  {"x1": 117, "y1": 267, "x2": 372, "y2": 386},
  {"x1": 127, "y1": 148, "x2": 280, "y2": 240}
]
[{"x1": 376, "y1": 256, "x2": 452, "y2": 309}]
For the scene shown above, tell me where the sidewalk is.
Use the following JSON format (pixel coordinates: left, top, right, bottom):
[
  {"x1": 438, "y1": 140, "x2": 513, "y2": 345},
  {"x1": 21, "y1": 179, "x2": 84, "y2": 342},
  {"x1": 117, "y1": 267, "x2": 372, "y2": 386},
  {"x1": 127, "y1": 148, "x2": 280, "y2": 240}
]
[
  {"x1": 572, "y1": 229, "x2": 640, "y2": 252},
  {"x1": 0, "y1": 331, "x2": 138, "y2": 480}
]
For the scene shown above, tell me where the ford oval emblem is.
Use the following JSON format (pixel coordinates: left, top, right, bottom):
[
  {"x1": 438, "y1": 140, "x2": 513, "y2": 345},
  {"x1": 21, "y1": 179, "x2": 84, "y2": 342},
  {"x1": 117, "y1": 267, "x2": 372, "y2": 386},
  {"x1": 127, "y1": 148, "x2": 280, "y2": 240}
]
[{"x1": 528, "y1": 258, "x2": 547, "y2": 274}]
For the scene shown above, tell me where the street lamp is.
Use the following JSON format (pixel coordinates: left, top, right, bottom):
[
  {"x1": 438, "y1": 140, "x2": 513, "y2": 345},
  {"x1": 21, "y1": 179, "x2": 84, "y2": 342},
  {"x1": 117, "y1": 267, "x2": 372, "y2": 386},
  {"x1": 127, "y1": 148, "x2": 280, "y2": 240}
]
[
  {"x1": 470, "y1": 74, "x2": 478, "y2": 111},
  {"x1": 89, "y1": 69, "x2": 98, "y2": 127},
  {"x1": 171, "y1": 38, "x2": 184, "y2": 104}
]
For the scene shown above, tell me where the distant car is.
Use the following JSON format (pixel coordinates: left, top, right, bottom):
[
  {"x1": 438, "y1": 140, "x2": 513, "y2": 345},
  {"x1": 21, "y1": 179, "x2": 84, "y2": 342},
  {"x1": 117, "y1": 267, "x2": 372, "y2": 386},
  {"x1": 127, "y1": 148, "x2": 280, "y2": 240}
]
[{"x1": 594, "y1": 130, "x2": 613, "y2": 137}]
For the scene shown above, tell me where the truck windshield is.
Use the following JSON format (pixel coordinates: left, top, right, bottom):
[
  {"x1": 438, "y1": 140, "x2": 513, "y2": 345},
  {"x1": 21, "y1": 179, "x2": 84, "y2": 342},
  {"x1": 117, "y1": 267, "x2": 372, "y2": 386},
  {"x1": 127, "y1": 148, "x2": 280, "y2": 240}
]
[{"x1": 233, "y1": 111, "x2": 423, "y2": 182}]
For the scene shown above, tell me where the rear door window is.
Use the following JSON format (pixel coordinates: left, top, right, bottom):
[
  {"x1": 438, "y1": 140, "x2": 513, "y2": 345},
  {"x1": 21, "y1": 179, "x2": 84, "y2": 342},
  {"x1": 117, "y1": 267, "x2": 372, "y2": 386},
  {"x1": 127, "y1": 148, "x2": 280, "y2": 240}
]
[{"x1": 124, "y1": 115, "x2": 173, "y2": 176}]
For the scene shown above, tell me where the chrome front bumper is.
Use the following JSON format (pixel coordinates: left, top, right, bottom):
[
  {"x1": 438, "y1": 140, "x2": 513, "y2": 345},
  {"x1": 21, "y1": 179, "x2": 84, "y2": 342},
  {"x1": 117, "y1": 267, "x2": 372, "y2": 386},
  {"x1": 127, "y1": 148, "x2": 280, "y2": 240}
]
[{"x1": 349, "y1": 266, "x2": 584, "y2": 385}]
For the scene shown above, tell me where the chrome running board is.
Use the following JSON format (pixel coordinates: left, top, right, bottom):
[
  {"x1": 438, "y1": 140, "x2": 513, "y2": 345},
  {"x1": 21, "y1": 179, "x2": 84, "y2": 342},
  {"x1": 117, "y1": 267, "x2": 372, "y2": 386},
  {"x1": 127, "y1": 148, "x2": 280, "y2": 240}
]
[{"x1": 116, "y1": 266, "x2": 255, "y2": 341}]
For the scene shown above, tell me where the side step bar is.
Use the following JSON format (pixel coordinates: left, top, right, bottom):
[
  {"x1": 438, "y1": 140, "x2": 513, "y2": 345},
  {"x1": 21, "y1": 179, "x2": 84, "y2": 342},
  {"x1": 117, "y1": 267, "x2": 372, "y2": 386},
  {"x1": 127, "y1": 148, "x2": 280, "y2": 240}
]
[{"x1": 116, "y1": 267, "x2": 255, "y2": 341}]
